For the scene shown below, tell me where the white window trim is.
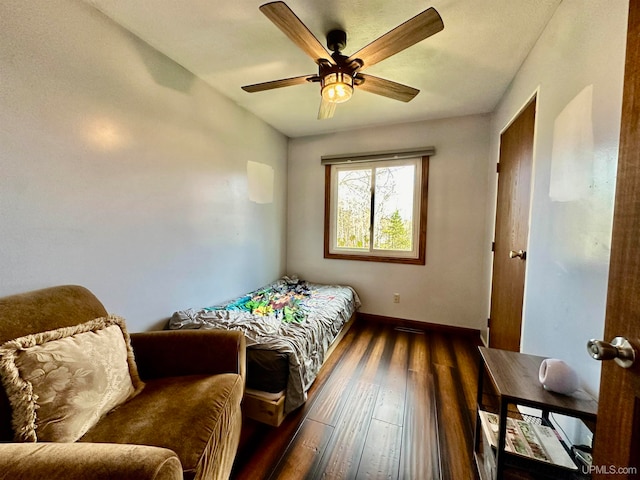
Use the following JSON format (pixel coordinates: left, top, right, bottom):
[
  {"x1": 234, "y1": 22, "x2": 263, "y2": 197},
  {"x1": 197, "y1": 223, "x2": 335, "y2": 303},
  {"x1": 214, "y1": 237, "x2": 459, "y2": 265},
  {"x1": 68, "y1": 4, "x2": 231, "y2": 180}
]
[{"x1": 329, "y1": 158, "x2": 421, "y2": 258}]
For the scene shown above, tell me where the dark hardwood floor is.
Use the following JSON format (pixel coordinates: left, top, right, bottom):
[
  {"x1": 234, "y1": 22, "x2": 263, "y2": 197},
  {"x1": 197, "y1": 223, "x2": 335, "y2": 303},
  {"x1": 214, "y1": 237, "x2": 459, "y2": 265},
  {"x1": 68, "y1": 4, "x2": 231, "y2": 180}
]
[{"x1": 231, "y1": 320, "x2": 482, "y2": 480}]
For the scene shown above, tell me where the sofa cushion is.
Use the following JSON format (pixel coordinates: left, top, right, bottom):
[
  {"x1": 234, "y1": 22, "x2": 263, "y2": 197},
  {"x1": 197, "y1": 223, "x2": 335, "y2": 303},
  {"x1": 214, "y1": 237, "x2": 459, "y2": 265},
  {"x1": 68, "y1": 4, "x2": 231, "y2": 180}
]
[
  {"x1": 80, "y1": 373, "x2": 244, "y2": 480},
  {"x1": 0, "y1": 315, "x2": 144, "y2": 442},
  {"x1": 0, "y1": 285, "x2": 110, "y2": 442}
]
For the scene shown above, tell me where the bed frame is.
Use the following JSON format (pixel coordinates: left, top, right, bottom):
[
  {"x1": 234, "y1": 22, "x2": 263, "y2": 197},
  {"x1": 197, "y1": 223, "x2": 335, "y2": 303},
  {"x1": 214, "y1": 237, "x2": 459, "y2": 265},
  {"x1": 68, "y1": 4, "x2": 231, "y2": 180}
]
[{"x1": 242, "y1": 312, "x2": 357, "y2": 427}]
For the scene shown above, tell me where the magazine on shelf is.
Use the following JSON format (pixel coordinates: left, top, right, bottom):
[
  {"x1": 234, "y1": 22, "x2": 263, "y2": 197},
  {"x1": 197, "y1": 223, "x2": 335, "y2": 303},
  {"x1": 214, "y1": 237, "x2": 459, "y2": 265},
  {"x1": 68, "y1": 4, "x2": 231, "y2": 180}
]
[{"x1": 478, "y1": 410, "x2": 577, "y2": 471}]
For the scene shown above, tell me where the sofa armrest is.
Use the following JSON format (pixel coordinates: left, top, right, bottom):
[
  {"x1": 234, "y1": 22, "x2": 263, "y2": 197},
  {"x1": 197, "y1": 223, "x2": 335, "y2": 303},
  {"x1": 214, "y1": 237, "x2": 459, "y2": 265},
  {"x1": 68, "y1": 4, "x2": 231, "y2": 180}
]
[
  {"x1": 0, "y1": 442, "x2": 182, "y2": 480},
  {"x1": 130, "y1": 330, "x2": 246, "y2": 381}
]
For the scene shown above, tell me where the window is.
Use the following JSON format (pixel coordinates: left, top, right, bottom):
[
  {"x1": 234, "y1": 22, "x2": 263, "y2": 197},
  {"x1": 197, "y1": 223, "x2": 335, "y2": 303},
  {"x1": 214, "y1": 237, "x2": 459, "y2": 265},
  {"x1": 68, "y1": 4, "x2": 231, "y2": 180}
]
[{"x1": 324, "y1": 155, "x2": 429, "y2": 264}]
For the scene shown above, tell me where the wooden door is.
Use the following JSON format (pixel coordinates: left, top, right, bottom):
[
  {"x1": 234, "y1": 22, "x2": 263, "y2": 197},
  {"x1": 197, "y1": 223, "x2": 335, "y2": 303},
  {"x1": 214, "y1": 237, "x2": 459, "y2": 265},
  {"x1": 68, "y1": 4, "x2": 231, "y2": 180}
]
[
  {"x1": 489, "y1": 99, "x2": 536, "y2": 351},
  {"x1": 592, "y1": 1, "x2": 640, "y2": 476}
]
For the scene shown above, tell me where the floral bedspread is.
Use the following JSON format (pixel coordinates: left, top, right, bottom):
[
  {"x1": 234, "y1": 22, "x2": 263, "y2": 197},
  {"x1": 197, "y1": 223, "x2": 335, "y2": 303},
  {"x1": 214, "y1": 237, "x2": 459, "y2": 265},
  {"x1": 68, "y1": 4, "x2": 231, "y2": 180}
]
[
  {"x1": 204, "y1": 278, "x2": 313, "y2": 323},
  {"x1": 169, "y1": 277, "x2": 360, "y2": 414}
]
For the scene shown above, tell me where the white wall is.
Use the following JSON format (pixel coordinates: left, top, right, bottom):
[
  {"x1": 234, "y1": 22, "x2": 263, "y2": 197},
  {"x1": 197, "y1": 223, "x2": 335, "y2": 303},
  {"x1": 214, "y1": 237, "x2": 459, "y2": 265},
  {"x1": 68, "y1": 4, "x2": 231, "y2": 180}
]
[
  {"x1": 287, "y1": 115, "x2": 492, "y2": 331},
  {"x1": 488, "y1": 0, "x2": 628, "y2": 396},
  {"x1": 0, "y1": 0, "x2": 288, "y2": 331}
]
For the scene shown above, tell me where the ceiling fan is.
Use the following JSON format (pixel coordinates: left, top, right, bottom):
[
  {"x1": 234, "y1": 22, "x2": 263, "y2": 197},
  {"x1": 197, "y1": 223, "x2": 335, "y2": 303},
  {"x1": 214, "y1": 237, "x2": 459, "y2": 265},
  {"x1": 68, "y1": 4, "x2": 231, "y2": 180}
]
[{"x1": 241, "y1": 1, "x2": 444, "y2": 120}]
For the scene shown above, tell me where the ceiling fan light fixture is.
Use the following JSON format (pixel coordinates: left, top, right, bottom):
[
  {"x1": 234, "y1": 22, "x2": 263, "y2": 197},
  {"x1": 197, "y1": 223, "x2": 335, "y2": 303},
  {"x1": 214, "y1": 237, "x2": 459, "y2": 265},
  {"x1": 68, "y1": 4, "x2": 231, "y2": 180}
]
[{"x1": 321, "y1": 72, "x2": 353, "y2": 103}]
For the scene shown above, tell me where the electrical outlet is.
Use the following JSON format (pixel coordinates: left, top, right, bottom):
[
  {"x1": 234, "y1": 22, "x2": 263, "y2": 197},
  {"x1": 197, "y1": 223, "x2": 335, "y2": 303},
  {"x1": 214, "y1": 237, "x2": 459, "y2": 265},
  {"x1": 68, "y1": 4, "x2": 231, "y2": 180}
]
[{"x1": 393, "y1": 293, "x2": 400, "y2": 303}]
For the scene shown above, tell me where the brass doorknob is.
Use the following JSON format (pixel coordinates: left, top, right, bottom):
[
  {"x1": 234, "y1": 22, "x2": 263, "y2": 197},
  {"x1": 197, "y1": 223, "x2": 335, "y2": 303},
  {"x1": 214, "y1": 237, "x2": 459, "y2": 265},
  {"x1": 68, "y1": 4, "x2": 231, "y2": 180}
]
[{"x1": 509, "y1": 250, "x2": 526, "y2": 260}]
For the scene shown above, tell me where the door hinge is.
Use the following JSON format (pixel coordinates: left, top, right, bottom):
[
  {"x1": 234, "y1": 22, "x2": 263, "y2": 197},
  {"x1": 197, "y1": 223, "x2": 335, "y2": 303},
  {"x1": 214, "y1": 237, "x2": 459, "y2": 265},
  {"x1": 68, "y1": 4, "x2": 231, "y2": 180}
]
[
  {"x1": 491, "y1": 241, "x2": 496, "y2": 252},
  {"x1": 487, "y1": 318, "x2": 491, "y2": 328},
  {"x1": 496, "y1": 162, "x2": 500, "y2": 173}
]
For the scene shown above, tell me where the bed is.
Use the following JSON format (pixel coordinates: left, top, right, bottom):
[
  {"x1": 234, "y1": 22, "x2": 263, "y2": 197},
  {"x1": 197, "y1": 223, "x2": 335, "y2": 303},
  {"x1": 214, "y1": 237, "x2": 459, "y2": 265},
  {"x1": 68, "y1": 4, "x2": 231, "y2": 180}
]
[{"x1": 168, "y1": 277, "x2": 360, "y2": 426}]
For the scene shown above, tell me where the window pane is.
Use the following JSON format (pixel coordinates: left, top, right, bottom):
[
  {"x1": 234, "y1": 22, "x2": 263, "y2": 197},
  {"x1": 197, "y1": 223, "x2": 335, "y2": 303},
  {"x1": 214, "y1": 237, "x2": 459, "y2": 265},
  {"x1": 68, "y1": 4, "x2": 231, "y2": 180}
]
[
  {"x1": 336, "y1": 169, "x2": 371, "y2": 249},
  {"x1": 325, "y1": 157, "x2": 427, "y2": 264},
  {"x1": 373, "y1": 165, "x2": 415, "y2": 251}
]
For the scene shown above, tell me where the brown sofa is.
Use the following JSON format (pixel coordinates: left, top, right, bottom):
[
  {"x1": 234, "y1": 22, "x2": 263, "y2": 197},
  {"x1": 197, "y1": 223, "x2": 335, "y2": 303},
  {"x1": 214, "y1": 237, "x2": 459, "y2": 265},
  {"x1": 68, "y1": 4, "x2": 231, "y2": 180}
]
[{"x1": 0, "y1": 285, "x2": 246, "y2": 480}]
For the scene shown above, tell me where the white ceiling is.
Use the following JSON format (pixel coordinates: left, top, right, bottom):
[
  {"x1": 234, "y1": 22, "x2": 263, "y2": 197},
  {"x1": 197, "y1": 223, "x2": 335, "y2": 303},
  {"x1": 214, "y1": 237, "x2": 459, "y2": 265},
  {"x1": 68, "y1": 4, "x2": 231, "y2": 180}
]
[{"x1": 84, "y1": 0, "x2": 561, "y2": 138}]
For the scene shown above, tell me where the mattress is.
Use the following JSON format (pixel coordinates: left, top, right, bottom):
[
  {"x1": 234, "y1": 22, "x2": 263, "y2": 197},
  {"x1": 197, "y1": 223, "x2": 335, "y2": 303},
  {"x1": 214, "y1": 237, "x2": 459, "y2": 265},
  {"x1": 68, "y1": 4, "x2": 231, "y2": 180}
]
[
  {"x1": 246, "y1": 348, "x2": 288, "y2": 393},
  {"x1": 169, "y1": 277, "x2": 360, "y2": 414}
]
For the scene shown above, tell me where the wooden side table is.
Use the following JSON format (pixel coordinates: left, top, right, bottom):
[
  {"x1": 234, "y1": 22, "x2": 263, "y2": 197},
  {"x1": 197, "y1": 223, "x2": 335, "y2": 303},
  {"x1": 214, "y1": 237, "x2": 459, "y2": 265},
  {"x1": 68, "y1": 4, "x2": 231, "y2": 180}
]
[{"x1": 474, "y1": 347, "x2": 598, "y2": 479}]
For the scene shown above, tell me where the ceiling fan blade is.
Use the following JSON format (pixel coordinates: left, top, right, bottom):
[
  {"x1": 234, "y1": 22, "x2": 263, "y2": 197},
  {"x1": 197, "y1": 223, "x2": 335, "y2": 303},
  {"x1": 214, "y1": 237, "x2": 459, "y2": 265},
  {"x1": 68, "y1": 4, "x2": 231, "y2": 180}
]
[
  {"x1": 348, "y1": 7, "x2": 443, "y2": 69},
  {"x1": 357, "y1": 74, "x2": 419, "y2": 102},
  {"x1": 260, "y1": 2, "x2": 334, "y2": 65},
  {"x1": 242, "y1": 75, "x2": 313, "y2": 93},
  {"x1": 318, "y1": 99, "x2": 336, "y2": 120}
]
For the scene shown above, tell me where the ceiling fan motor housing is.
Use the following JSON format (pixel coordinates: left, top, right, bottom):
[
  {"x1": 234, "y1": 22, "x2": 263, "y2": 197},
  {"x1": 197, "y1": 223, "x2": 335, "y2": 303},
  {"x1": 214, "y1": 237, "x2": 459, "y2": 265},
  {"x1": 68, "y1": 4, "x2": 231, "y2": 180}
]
[{"x1": 326, "y1": 29, "x2": 347, "y2": 53}]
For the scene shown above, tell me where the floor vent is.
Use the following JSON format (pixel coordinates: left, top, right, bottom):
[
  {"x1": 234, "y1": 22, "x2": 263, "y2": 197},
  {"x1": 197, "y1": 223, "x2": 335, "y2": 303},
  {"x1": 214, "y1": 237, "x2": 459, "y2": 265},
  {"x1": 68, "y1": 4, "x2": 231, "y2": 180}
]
[{"x1": 394, "y1": 326, "x2": 425, "y2": 334}]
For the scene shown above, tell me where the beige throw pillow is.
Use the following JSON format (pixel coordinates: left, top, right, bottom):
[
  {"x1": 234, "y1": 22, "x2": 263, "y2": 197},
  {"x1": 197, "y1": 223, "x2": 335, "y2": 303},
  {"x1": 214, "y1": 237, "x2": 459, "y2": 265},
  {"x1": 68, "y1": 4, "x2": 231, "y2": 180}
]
[{"x1": 0, "y1": 314, "x2": 144, "y2": 442}]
